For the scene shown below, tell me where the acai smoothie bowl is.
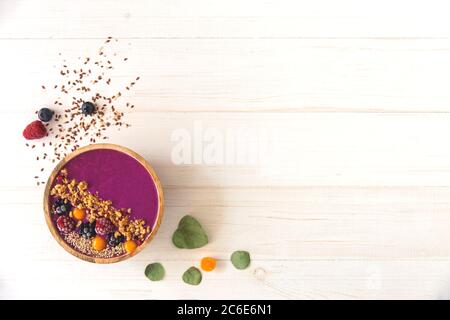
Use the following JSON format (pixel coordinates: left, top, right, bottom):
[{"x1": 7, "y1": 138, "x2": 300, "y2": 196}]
[{"x1": 43, "y1": 144, "x2": 164, "y2": 263}]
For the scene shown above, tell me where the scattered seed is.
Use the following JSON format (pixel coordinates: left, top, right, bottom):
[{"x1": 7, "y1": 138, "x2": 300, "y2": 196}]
[{"x1": 30, "y1": 38, "x2": 136, "y2": 183}]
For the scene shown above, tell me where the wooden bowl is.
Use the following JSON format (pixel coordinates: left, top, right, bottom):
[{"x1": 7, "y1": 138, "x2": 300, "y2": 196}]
[{"x1": 43, "y1": 144, "x2": 164, "y2": 263}]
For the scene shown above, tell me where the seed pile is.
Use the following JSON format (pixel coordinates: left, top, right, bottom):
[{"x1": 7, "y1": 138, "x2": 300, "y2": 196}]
[
  {"x1": 27, "y1": 37, "x2": 139, "y2": 185},
  {"x1": 64, "y1": 231, "x2": 125, "y2": 258}
]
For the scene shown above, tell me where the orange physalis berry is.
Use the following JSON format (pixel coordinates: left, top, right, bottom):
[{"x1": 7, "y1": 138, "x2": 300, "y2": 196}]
[
  {"x1": 124, "y1": 240, "x2": 137, "y2": 254},
  {"x1": 92, "y1": 235, "x2": 106, "y2": 251},
  {"x1": 200, "y1": 257, "x2": 216, "y2": 272},
  {"x1": 72, "y1": 208, "x2": 86, "y2": 221}
]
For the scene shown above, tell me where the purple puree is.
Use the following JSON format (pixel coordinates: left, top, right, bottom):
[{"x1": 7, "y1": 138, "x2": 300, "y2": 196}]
[{"x1": 53, "y1": 149, "x2": 159, "y2": 231}]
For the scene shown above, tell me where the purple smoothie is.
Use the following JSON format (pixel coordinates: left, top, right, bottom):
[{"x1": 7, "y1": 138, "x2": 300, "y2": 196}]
[{"x1": 53, "y1": 149, "x2": 159, "y2": 229}]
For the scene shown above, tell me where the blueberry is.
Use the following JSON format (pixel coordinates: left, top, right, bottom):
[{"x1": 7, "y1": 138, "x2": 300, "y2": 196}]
[
  {"x1": 55, "y1": 207, "x2": 63, "y2": 215},
  {"x1": 79, "y1": 222, "x2": 96, "y2": 239},
  {"x1": 108, "y1": 233, "x2": 124, "y2": 247},
  {"x1": 38, "y1": 108, "x2": 54, "y2": 122},
  {"x1": 61, "y1": 203, "x2": 72, "y2": 213},
  {"x1": 81, "y1": 102, "x2": 96, "y2": 116},
  {"x1": 54, "y1": 198, "x2": 64, "y2": 207}
]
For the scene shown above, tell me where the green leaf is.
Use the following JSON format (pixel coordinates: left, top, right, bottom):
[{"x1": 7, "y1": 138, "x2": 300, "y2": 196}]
[
  {"x1": 231, "y1": 251, "x2": 251, "y2": 270},
  {"x1": 144, "y1": 262, "x2": 165, "y2": 281},
  {"x1": 172, "y1": 215, "x2": 208, "y2": 249},
  {"x1": 178, "y1": 215, "x2": 202, "y2": 228},
  {"x1": 182, "y1": 266, "x2": 202, "y2": 285}
]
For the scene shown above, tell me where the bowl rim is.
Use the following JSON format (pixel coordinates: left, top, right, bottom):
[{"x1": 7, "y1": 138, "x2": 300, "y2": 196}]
[{"x1": 43, "y1": 143, "x2": 164, "y2": 264}]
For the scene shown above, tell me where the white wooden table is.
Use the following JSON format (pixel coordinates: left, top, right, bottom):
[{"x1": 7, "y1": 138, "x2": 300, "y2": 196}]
[{"x1": 2, "y1": 0, "x2": 450, "y2": 299}]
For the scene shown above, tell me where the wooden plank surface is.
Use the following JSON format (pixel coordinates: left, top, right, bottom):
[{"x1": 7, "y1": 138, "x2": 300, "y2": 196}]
[
  {"x1": 1, "y1": 0, "x2": 450, "y2": 299},
  {"x1": 1, "y1": 0, "x2": 450, "y2": 38},
  {"x1": 1, "y1": 39, "x2": 450, "y2": 112}
]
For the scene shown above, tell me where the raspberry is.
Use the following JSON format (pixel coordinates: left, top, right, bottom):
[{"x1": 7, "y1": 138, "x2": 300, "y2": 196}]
[
  {"x1": 23, "y1": 120, "x2": 47, "y2": 140},
  {"x1": 55, "y1": 175, "x2": 64, "y2": 184},
  {"x1": 56, "y1": 216, "x2": 75, "y2": 233},
  {"x1": 95, "y1": 218, "x2": 115, "y2": 235}
]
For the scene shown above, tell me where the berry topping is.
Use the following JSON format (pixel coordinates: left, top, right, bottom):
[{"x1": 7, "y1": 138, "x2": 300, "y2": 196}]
[
  {"x1": 107, "y1": 233, "x2": 125, "y2": 247},
  {"x1": 61, "y1": 203, "x2": 71, "y2": 214},
  {"x1": 54, "y1": 198, "x2": 65, "y2": 207},
  {"x1": 81, "y1": 102, "x2": 96, "y2": 116},
  {"x1": 52, "y1": 199, "x2": 72, "y2": 216},
  {"x1": 79, "y1": 221, "x2": 96, "y2": 239},
  {"x1": 56, "y1": 216, "x2": 75, "y2": 233},
  {"x1": 124, "y1": 240, "x2": 137, "y2": 254},
  {"x1": 92, "y1": 235, "x2": 107, "y2": 251},
  {"x1": 95, "y1": 217, "x2": 115, "y2": 236},
  {"x1": 37, "y1": 108, "x2": 54, "y2": 122},
  {"x1": 72, "y1": 208, "x2": 86, "y2": 221},
  {"x1": 23, "y1": 120, "x2": 47, "y2": 140}
]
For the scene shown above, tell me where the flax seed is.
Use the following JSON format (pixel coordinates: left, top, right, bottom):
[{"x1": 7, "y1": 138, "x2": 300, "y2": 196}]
[{"x1": 30, "y1": 38, "x2": 138, "y2": 183}]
